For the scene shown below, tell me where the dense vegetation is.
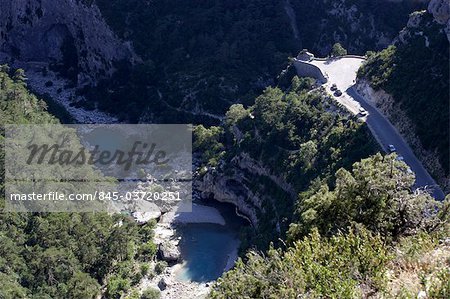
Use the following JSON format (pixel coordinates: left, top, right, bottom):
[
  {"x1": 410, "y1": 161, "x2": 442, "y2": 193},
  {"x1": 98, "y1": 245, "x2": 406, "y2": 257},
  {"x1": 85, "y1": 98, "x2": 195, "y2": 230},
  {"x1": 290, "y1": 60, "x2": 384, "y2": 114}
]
[
  {"x1": 358, "y1": 12, "x2": 450, "y2": 178},
  {"x1": 330, "y1": 43, "x2": 347, "y2": 57},
  {"x1": 2, "y1": 1, "x2": 448, "y2": 298},
  {"x1": 83, "y1": 0, "x2": 295, "y2": 122},
  {"x1": 195, "y1": 75, "x2": 378, "y2": 248},
  {"x1": 195, "y1": 70, "x2": 449, "y2": 298},
  {"x1": 0, "y1": 67, "x2": 158, "y2": 298},
  {"x1": 290, "y1": 0, "x2": 426, "y2": 55},
  {"x1": 76, "y1": 0, "x2": 422, "y2": 123},
  {"x1": 210, "y1": 154, "x2": 450, "y2": 298},
  {"x1": 288, "y1": 153, "x2": 447, "y2": 241}
]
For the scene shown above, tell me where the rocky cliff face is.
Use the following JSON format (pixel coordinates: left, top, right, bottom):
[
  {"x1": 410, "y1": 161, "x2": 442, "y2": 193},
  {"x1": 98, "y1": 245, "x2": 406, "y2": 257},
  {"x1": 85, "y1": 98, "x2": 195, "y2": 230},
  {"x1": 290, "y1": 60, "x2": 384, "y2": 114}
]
[
  {"x1": 0, "y1": 0, "x2": 137, "y2": 85},
  {"x1": 358, "y1": 0, "x2": 449, "y2": 190},
  {"x1": 428, "y1": 0, "x2": 450, "y2": 24},
  {"x1": 195, "y1": 152, "x2": 296, "y2": 230},
  {"x1": 290, "y1": 0, "x2": 428, "y2": 55},
  {"x1": 196, "y1": 169, "x2": 261, "y2": 227},
  {"x1": 356, "y1": 80, "x2": 448, "y2": 190},
  {"x1": 399, "y1": 0, "x2": 449, "y2": 43},
  {"x1": 428, "y1": 0, "x2": 450, "y2": 41}
]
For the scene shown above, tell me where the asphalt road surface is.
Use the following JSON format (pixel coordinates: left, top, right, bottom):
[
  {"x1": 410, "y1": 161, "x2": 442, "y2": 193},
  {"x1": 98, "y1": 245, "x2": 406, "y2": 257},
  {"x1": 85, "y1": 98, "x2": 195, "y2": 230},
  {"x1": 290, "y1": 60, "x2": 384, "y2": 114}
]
[{"x1": 308, "y1": 57, "x2": 445, "y2": 200}]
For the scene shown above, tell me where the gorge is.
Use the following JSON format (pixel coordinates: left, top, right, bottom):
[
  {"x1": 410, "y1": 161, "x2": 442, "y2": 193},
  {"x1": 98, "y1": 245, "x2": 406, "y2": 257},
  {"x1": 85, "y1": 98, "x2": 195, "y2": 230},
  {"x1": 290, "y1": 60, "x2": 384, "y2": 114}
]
[{"x1": 0, "y1": 1, "x2": 448, "y2": 299}]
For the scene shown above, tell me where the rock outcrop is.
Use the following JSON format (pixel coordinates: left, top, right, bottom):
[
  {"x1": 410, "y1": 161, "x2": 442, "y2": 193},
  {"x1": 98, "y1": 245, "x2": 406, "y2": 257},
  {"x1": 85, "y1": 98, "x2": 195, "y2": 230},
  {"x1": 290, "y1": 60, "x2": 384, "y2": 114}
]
[
  {"x1": 398, "y1": 0, "x2": 450, "y2": 44},
  {"x1": 398, "y1": 10, "x2": 426, "y2": 44},
  {"x1": 0, "y1": 0, "x2": 137, "y2": 85},
  {"x1": 428, "y1": 0, "x2": 450, "y2": 41},
  {"x1": 158, "y1": 242, "x2": 181, "y2": 263},
  {"x1": 195, "y1": 152, "x2": 296, "y2": 229},
  {"x1": 196, "y1": 170, "x2": 260, "y2": 227},
  {"x1": 158, "y1": 278, "x2": 168, "y2": 291},
  {"x1": 428, "y1": 0, "x2": 450, "y2": 24}
]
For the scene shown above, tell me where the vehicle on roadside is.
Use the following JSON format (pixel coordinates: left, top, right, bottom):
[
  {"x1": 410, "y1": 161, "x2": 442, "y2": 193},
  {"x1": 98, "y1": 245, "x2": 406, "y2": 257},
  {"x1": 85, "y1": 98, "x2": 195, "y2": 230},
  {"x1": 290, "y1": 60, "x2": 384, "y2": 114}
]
[
  {"x1": 359, "y1": 107, "x2": 368, "y2": 116},
  {"x1": 396, "y1": 155, "x2": 404, "y2": 161},
  {"x1": 330, "y1": 84, "x2": 337, "y2": 91},
  {"x1": 388, "y1": 144, "x2": 396, "y2": 152},
  {"x1": 334, "y1": 90, "x2": 342, "y2": 96}
]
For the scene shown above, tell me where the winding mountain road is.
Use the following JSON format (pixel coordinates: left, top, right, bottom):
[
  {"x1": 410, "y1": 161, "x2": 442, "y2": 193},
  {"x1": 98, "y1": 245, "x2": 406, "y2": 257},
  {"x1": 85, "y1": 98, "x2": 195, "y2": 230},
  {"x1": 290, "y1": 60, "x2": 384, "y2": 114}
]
[{"x1": 305, "y1": 57, "x2": 445, "y2": 200}]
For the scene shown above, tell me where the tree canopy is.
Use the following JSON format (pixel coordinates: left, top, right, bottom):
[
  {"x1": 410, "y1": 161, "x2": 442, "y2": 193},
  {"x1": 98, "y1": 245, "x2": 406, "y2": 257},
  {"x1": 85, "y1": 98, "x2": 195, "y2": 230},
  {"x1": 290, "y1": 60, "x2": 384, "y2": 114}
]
[
  {"x1": 0, "y1": 67, "x2": 158, "y2": 298},
  {"x1": 331, "y1": 42, "x2": 347, "y2": 56}
]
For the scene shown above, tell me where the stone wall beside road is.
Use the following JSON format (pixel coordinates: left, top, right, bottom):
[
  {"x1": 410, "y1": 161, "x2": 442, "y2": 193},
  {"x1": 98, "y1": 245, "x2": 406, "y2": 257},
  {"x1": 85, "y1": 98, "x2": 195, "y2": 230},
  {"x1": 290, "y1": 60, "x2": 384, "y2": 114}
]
[
  {"x1": 293, "y1": 54, "x2": 366, "y2": 84},
  {"x1": 293, "y1": 59, "x2": 327, "y2": 83}
]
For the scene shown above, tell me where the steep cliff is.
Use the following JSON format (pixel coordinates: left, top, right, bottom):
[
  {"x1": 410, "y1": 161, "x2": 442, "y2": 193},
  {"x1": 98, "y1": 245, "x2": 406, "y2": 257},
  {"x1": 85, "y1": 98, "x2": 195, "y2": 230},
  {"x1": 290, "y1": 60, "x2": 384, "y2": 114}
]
[
  {"x1": 0, "y1": 0, "x2": 137, "y2": 85},
  {"x1": 194, "y1": 83, "x2": 378, "y2": 248},
  {"x1": 428, "y1": 0, "x2": 450, "y2": 41},
  {"x1": 290, "y1": 0, "x2": 428, "y2": 55},
  {"x1": 358, "y1": 2, "x2": 449, "y2": 190},
  {"x1": 79, "y1": 0, "x2": 425, "y2": 122}
]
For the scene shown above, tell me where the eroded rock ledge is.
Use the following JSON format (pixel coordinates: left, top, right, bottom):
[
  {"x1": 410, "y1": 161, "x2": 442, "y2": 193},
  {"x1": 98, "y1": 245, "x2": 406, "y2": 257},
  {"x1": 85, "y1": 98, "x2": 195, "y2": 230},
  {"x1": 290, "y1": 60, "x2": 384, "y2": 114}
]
[{"x1": 195, "y1": 152, "x2": 296, "y2": 231}]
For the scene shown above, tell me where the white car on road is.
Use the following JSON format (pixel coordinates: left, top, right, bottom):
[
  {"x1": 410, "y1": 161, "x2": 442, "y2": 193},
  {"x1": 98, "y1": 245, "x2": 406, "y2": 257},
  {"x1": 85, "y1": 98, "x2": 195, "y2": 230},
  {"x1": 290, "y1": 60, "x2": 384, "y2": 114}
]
[
  {"x1": 359, "y1": 107, "x2": 368, "y2": 116},
  {"x1": 388, "y1": 144, "x2": 396, "y2": 152}
]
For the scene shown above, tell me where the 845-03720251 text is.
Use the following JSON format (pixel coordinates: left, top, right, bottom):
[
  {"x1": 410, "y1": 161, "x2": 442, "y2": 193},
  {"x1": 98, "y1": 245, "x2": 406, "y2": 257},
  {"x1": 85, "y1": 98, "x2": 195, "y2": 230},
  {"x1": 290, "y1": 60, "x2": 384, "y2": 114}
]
[{"x1": 9, "y1": 191, "x2": 182, "y2": 202}]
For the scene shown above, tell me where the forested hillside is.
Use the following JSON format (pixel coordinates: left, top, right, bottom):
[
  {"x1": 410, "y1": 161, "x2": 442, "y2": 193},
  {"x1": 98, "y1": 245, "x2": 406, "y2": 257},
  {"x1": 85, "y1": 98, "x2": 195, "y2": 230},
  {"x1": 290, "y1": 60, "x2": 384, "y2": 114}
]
[
  {"x1": 0, "y1": 67, "x2": 158, "y2": 298},
  {"x1": 76, "y1": 0, "x2": 424, "y2": 123},
  {"x1": 83, "y1": 0, "x2": 294, "y2": 122},
  {"x1": 358, "y1": 9, "x2": 449, "y2": 187},
  {"x1": 290, "y1": 0, "x2": 427, "y2": 55},
  {"x1": 194, "y1": 75, "x2": 378, "y2": 248},
  {"x1": 193, "y1": 69, "x2": 449, "y2": 298},
  {"x1": 210, "y1": 154, "x2": 450, "y2": 298}
]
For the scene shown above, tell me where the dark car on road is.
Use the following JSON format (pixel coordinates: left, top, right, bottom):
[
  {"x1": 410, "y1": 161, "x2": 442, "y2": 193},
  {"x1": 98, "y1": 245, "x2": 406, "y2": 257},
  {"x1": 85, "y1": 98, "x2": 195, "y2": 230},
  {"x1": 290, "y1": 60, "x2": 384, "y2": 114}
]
[{"x1": 334, "y1": 90, "x2": 342, "y2": 96}]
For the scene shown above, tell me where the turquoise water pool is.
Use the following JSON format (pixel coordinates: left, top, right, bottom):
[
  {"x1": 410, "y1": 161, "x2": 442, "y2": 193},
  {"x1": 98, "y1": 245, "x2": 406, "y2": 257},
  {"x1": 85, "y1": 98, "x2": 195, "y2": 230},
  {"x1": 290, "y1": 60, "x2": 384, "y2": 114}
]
[
  {"x1": 175, "y1": 202, "x2": 246, "y2": 282},
  {"x1": 176, "y1": 223, "x2": 240, "y2": 282}
]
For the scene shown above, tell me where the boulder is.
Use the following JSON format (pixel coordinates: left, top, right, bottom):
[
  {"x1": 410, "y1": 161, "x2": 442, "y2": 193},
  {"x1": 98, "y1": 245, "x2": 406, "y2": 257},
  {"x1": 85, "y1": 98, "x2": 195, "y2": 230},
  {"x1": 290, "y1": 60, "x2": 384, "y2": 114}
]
[
  {"x1": 158, "y1": 278, "x2": 168, "y2": 291},
  {"x1": 158, "y1": 242, "x2": 180, "y2": 262}
]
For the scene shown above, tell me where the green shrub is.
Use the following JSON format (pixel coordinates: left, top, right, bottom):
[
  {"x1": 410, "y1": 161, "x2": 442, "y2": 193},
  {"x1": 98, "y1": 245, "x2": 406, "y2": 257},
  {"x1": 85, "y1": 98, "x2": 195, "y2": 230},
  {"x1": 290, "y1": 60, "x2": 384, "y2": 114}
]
[
  {"x1": 106, "y1": 276, "x2": 131, "y2": 299},
  {"x1": 140, "y1": 264, "x2": 150, "y2": 276},
  {"x1": 427, "y1": 268, "x2": 450, "y2": 298},
  {"x1": 141, "y1": 287, "x2": 161, "y2": 299},
  {"x1": 210, "y1": 228, "x2": 390, "y2": 298},
  {"x1": 154, "y1": 261, "x2": 167, "y2": 275},
  {"x1": 139, "y1": 241, "x2": 158, "y2": 260},
  {"x1": 331, "y1": 42, "x2": 347, "y2": 56}
]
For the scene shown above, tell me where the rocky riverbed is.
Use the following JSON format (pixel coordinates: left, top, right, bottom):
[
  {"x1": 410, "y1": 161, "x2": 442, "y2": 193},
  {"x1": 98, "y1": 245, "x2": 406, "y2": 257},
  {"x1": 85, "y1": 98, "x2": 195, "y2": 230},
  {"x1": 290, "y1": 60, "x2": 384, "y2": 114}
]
[{"x1": 0, "y1": 57, "x2": 118, "y2": 123}]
